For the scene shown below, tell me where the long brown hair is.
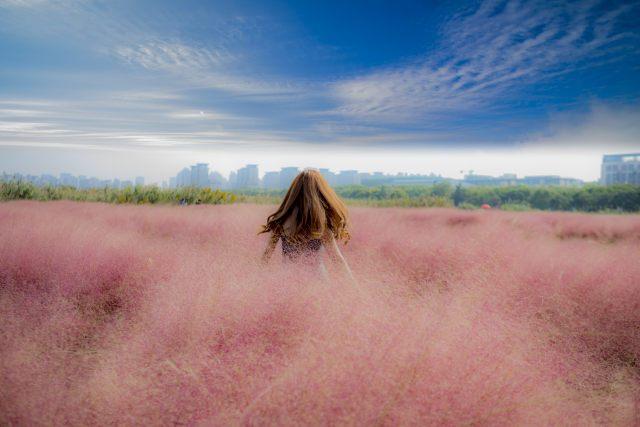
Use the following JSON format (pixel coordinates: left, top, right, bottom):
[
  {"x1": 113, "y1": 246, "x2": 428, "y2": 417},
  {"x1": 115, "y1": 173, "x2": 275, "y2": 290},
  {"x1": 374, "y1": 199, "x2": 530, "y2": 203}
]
[{"x1": 260, "y1": 169, "x2": 350, "y2": 243}]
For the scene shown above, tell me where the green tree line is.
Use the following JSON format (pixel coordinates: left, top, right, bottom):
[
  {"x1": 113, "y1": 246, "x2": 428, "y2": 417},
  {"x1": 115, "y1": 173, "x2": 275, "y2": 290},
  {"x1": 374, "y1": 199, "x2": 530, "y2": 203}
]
[
  {"x1": 3, "y1": 180, "x2": 640, "y2": 212},
  {"x1": 450, "y1": 183, "x2": 640, "y2": 212},
  {"x1": 0, "y1": 181, "x2": 236, "y2": 205},
  {"x1": 237, "y1": 182, "x2": 640, "y2": 212}
]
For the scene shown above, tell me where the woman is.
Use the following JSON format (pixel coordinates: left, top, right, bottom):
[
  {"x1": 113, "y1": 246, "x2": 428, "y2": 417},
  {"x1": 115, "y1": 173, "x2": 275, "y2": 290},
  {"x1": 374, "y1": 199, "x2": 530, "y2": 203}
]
[{"x1": 260, "y1": 169, "x2": 354, "y2": 282}]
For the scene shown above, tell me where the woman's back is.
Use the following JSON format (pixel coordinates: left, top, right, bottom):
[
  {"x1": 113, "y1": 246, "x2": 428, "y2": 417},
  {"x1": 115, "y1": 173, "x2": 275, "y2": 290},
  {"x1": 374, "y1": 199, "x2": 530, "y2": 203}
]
[
  {"x1": 281, "y1": 235, "x2": 322, "y2": 261},
  {"x1": 260, "y1": 168, "x2": 352, "y2": 282},
  {"x1": 280, "y1": 207, "x2": 323, "y2": 261}
]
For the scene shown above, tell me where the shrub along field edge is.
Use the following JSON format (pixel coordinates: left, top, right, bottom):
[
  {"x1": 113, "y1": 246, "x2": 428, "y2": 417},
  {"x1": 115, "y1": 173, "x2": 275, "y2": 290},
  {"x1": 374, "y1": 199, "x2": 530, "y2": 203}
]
[
  {"x1": 1, "y1": 180, "x2": 639, "y2": 212},
  {"x1": 0, "y1": 181, "x2": 236, "y2": 205},
  {"x1": 237, "y1": 182, "x2": 640, "y2": 212}
]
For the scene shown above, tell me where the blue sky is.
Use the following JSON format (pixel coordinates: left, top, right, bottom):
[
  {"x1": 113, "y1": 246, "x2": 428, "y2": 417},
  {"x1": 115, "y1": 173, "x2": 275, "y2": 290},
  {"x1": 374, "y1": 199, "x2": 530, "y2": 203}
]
[{"x1": 0, "y1": 0, "x2": 639, "y2": 182}]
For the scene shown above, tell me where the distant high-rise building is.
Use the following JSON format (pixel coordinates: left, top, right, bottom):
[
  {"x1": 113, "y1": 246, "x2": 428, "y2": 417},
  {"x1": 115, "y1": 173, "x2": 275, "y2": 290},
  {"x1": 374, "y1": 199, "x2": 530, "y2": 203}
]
[
  {"x1": 601, "y1": 153, "x2": 640, "y2": 185},
  {"x1": 209, "y1": 171, "x2": 228, "y2": 189},
  {"x1": 135, "y1": 176, "x2": 145, "y2": 186},
  {"x1": 78, "y1": 175, "x2": 90, "y2": 189},
  {"x1": 360, "y1": 171, "x2": 393, "y2": 186},
  {"x1": 280, "y1": 167, "x2": 299, "y2": 189},
  {"x1": 40, "y1": 174, "x2": 58, "y2": 186},
  {"x1": 337, "y1": 170, "x2": 360, "y2": 186},
  {"x1": 521, "y1": 175, "x2": 583, "y2": 186},
  {"x1": 191, "y1": 163, "x2": 210, "y2": 187},
  {"x1": 169, "y1": 177, "x2": 176, "y2": 188},
  {"x1": 358, "y1": 172, "x2": 371, "y2": 183},
  {"x1": 236, "y1": 164, "x2": 260, "y2": 188},
  {"x1": 462, "y1": 173, "x2": 580, "y2": 187},
  {"x1": 319, "y1": 168, "x2": 337, "y2": 186},
  {"x1": 176, "y1": 168, "x2": 191, "y2": 187},
  {"x1": 2, "y1": 172, "x2": 20, "y2": 182},
  {"x1": 262, "y1": 171, "x2": 280, "y2": 189},
  {"x1": 229, "y1": 171, "x2": 237, "y2": 188},
  {"x1": 59, "y1": 172, "x2": 78, "y2": 187},
  {"x1": 248, "y1": 164, "x2": 260, "y2": 187},
  {"x1": 464, "y1": 173, "x2": 516, "y2": 186}
]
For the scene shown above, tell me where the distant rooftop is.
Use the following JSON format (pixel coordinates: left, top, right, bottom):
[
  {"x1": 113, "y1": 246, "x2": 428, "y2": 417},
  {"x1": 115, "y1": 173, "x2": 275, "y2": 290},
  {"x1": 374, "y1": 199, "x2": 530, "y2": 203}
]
[{"x1": 602, "y1": 153, "x2": 640, "y2": 162}]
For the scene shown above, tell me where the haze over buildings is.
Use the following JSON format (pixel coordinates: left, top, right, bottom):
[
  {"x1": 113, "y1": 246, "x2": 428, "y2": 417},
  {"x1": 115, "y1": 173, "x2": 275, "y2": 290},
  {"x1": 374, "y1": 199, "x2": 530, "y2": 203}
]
[
  {"x1": 7, "y1": 153, "x2": 639, "y2": 190},
  {"x1": 6, "y1": 152, "x2": 640, "y2": 191}
]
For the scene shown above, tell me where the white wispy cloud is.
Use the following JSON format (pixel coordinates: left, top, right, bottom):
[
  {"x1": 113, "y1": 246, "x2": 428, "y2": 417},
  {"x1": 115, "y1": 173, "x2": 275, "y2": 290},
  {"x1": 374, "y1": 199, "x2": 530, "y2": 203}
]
[
  {"x1": 0, "y1": 94, "x2": 255, "y2": 153},
  {"x1": 0, "y1": 108, "x2": 48, "y2": 117},
  {"x1": 0, "y1": 0, "x2": 50, "y2": 7},
  {"x1": 0, "y1": 121, "x2": 71, "y2": 133},
  {"x1": 114, "y1": 41, "x2": 231, "y2": 72},
  {"x1": 333, "y1": 0, "x2": 639, "y2": 120},
  {"x1": 167, "y1": 110, "x2": 238, "y2": 120},
  {"x1": 108, "y1": 91, "x2": 184, "y2": 102},
  {"x1": 0, "y1": 99, "x2": 57, "y2": 107},
  {"x1": 0, "y1": 95, "x2": 312, "y2": 150},
  {"x1": 0, "y1": 0, "x2": 300, "y2": 98},
  {"x1": 113, "y1": 39, "x2": 307, "y2": 97}
]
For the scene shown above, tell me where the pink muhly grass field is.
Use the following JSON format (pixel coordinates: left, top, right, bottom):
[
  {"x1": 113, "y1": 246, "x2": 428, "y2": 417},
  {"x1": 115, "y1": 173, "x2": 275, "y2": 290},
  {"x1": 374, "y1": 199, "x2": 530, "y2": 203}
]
[{"x1": 1, "y1": 201, "x2": 639, "y2": 425}]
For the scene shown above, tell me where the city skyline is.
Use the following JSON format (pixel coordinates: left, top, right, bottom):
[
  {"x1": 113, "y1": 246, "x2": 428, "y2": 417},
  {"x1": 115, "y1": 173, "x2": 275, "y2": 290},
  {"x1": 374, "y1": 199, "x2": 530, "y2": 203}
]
[
  {"x1": 1, "y1": 147, "x2": 634, "y2": 184},
  {"x1": 0, "y1": 160, "x2": 593, "y2": 187},
  {"x1": 6, "y1": 152, "x2": 640, "y2": 189},
  {"x1": 0, "y1": 165, "x2": 587, "y2": 190}
]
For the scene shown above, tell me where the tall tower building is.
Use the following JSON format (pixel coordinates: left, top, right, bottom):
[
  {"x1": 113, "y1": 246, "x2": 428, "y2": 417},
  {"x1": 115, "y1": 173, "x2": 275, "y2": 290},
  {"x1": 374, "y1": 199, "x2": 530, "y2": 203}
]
[
  {"x1": 337, "y1": 170, "x2": 361, "y2": 186},
  {"x1": 279, "y1": 167, "x2": 299, "y2": 189},
  {"x1": 176, "y1": 168, "x2": 191, "y2": 187},
  {"x1": 190, "y1": 163, "x2": 210, "y2": 187},
  {"x1": 262, "y1": 171, "x2": 280, "y2": 189},
  {"x1": 209, "y1": 171, "x2": 228, "y2": 189},
  {"x1": 601, "y1": 153, "x2": 640, "y2": 185},
  {"x1": 229, "y1": 171, "x2": 237, "y2": 188},
  {"x1": 319, "y1": 168, "x2": 337, "y2": 186},
  {"x1": 236, "y1": 164, "x2": 260, "y2": 188},
  {"x1": 59, "y1": 172, "x2": 78, "y2": 188}
]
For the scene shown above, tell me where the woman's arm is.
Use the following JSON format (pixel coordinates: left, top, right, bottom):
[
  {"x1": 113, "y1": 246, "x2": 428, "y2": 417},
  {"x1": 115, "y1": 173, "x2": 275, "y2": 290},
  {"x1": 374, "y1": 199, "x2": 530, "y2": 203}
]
[
  {"x1": 323, "y1": 232, "x2": 356, "y2": 283},
  {"x1": 261, "y1": 233, "x2": 279, "y2": 264}
]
